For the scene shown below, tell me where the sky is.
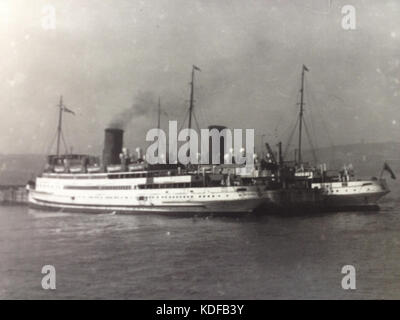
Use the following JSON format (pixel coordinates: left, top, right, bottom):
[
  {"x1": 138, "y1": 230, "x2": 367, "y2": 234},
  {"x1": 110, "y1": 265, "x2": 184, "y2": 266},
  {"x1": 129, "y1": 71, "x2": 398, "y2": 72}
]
[{"x1": 0, "y1": 0, "x2": 399, "y2": 155}]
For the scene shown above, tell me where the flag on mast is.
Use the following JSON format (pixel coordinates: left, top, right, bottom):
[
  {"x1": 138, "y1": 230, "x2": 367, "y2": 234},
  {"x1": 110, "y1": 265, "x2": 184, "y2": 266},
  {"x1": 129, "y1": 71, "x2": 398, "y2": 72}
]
[
  {"x1": 383, "y1": 162, "x2": 396, "y2": 179},
  {"x1": 193, "y1": 65, "x2": 201, "y2": 71},
  {"x1": 63, "y1": 106, "x2": 75, "y2": 115}
]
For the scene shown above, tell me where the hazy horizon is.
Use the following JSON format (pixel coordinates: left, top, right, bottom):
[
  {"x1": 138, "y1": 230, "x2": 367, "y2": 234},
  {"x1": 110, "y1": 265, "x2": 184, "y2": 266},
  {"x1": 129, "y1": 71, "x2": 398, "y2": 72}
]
[{"x1": 1, "y1": 0, "x2": 399, "y2": 156}]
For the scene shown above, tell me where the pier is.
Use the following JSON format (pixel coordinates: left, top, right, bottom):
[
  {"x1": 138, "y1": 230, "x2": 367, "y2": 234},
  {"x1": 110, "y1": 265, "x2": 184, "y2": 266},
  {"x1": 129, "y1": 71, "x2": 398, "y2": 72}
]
[{"x1": 0, "y1": 185, "x2": 28, "y2": 205}]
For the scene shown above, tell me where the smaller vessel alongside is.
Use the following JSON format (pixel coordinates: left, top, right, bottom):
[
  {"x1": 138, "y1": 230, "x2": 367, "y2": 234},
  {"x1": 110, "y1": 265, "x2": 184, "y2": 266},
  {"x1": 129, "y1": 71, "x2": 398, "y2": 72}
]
[
  {"x1": 260, "y1": 164, "x2": 391, "y2": 212},
  {"x1": 254, "y1": 65, "x2": 393, "y2": 213}
]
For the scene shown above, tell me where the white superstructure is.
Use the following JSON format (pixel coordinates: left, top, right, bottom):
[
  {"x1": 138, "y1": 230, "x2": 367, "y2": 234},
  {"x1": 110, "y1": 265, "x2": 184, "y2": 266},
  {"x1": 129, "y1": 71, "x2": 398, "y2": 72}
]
[
  {"x1": 311, "y1": 179, "x2": 389, "y2": 207},
  {"x1": 28, "y1": 170, "x2": 265, "y2": 214}
]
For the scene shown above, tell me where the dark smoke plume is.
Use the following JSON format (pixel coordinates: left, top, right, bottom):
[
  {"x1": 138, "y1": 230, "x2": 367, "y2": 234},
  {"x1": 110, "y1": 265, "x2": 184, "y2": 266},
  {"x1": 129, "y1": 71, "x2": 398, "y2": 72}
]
[{"x1": 109, "y1": 91, "x2": 156, "y2": 129}]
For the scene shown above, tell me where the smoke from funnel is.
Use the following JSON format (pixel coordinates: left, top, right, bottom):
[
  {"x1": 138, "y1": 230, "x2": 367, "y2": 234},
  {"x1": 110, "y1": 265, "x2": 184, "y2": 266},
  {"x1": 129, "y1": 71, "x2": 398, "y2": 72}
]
[{"x1": 109, "y1": 91, "x2": 155, "y2": 129}]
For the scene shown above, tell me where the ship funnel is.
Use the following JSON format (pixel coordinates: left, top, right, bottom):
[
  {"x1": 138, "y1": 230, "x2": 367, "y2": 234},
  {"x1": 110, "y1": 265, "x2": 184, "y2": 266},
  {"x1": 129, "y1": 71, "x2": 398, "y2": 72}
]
[
  {"x1": 208, "y1": 125, "x2": 227, "y2": 165},
  {"x1": 135, "y1": 147, "x2": 143, "y2": 160},
  {"x1": 103, "y1": 128, "x2": 124, "y2": 167}
]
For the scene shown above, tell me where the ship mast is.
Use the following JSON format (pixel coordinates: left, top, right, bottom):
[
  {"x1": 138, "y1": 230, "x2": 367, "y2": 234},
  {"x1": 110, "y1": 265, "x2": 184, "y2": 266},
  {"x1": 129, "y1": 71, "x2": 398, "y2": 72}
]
[
  {"x1": 188, "y1": 65, "x2": 201, "y2": 131},
  {"x1": 54, "y1": 95, "x2": 75, "y2": 156},
  {"x1": 56, "y1": 96, "x2": 64, "y2": 156},
  {"x1": 157, "y1": 96, "x2": 161, "y2": 132},
  {"x1": 156, "y1": 97, "x2": 161, "y2": 157},
  {"x1": 298, "y1": 64, "x2": 309, "y2": 164}
]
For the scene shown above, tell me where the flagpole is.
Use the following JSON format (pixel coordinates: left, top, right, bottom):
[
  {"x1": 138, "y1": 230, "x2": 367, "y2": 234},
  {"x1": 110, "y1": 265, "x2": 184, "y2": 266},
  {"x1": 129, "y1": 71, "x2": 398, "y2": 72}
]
[
  {"x1": 157, "y1": 97, "x2": 161, "y2": 132},
  {"x1": 157, "y1": 97, "x2": 161, "y2": 157},
  {"x1": 188, "y1": 67, "x2": 195, "y2": 132},
  {"x1": 188, "y1": 65, "x2": 201, "y2": 132},
  {"x1": 298, "y1": 65, "x2": 308, "y2": 164},
  {"x1": 56, "y1": 95, "x2": 63, "y2": 156}
]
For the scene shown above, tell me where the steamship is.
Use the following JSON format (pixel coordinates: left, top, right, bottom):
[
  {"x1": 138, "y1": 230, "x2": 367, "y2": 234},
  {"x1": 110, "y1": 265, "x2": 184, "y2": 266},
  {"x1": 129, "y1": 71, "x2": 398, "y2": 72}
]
[
  {"x1": 256, "y1": 65, "x2": 392, "y2": 212},
  {"x1": 28, "y1": 127, "x2": 266, "y2": 215},
  {"x1": 27, "y1": 67, "x2": 266, "y2": 215}
]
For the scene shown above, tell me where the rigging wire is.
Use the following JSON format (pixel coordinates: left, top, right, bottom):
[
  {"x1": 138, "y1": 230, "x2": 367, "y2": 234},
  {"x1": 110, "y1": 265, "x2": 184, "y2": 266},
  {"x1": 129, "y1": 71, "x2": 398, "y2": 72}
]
[
  {"x1": 62, "y1": 110, "x2": 72, "y2": 154},
  {"x1": 281, "y1": 77, "x2": 303, "y2": 158},
  {"x1": 192, "y1": 111, "x2": 201, "y2": 132},
  {"x1": 46, "y1": 129, "x2": 57, "y2": 155},
  {"x1": 305, "y1": 77, "x2": 336, "y2": 148},
  {"x1": 178, "y1": 107, "x2": 189, "y2": 132},
  {"x1": 302, "y1": 77, "x2": 320, "y2": 160},
  {"x1": 278, "y1": 83, "x2": 302, "y2": 156},
  {"x1": 303, "y1": 117, "x2": 319, "y2": 164},
  {"x1": 281, "y1": 114, "x2": 299, "y2": 150},
  {"x1": 272, "y1": 72, "x2": 302, "y2": 141},
  {"x1": 198, "y1": 103, "x2": 208, "y2": 128},
  {"x1": 304, "y1": 75, "x2": 342, "y2": 165},
  {"x1": 61, "y1": 131, "x2": 69, "y2": 155},
  {"x1": 283, "y1": 116, "x2": 299, "y2": 158}
]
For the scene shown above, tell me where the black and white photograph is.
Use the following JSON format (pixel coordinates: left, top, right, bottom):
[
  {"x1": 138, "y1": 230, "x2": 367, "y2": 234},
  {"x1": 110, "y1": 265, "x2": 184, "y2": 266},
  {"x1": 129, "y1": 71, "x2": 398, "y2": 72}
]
[{"x1": 0, "y1": 0, "x2": 399, "y2": 304}]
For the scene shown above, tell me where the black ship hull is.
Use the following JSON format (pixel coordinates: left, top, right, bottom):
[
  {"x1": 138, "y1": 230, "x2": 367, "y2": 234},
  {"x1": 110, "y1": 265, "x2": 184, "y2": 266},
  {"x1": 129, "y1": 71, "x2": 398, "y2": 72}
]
[{"x1": 258, "y1": 188, "x2": 389, "y2": 214}]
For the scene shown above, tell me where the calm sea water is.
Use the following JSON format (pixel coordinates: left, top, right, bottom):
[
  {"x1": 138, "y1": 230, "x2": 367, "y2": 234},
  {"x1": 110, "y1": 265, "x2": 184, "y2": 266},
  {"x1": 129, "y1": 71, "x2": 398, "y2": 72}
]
[{"x1": 1, "y1": 186, "x2": 400, "y2": 299}]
